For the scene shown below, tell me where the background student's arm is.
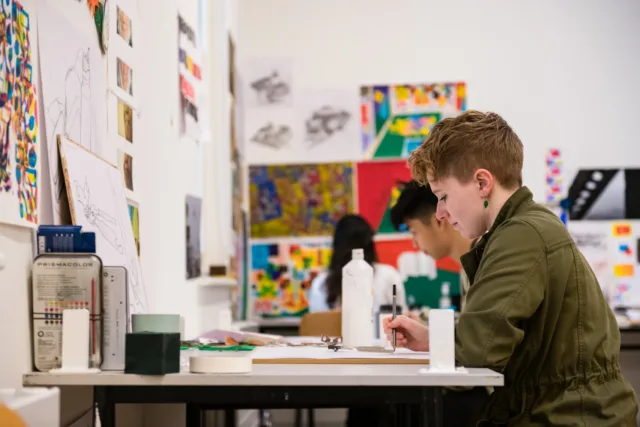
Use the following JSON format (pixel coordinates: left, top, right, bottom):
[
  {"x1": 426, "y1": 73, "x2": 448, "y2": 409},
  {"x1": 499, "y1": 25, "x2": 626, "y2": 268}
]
[
  {"x1": 456, "y1": 220, "x2": 545, "y2": 370},
  {"x1": 308, "y1": 273, "x2": 330, "y2": 312}
]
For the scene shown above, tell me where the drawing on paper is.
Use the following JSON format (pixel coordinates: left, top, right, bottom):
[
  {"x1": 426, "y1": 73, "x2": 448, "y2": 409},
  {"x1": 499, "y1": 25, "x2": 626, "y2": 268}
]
[
  {"x1": 46, "y1": 49, "x2": 97, "y2": 208},
  {"x1": 250, "y1": 71, "x2": 291, "y2": 105},
  {"x1": 74, "y1": 177, "x2": 124, "y2": 254},
  {"x1": 128, "y1": 204, "x2": 140, "y2": 257},
  {"x1": 186, "y1": 195, "x2": 202, "y2": 279},
  {"x1": 360, "y1": 82, "x2": 466, "y2": 158},
  {"x1": 116, "y1": 57, "x2": 133, "y2": 95},
  {"x1": 39, "y1": 2, "x2": 108, "y2": 224},
  {"x1": 249, "y1": 162, "x2": 354, "y2": 238},
  {"x1": 250, "y1": 122, "x2": 292, "y2": 150},
  {"x1": 251, "y1": 240, "x2": 331, "y2": 317},
  {"x1": 59, "y1": 136, "x2": 147, "y2": 314},
  {"x1": 116, "y1": 5, "x2": 132, "y2": 47},
  {"x1": 0, "y1": 0, "x2": 38, "y2": 225},
  {"x1": 304, "y1": 106, "x2": 351, "y2": 146},
  {"x1": 118, "y1": 150, "x2": 133, "y2": 191},
  {"x1": 117, "y1": 99, "x2": 133, "y2": 142}
]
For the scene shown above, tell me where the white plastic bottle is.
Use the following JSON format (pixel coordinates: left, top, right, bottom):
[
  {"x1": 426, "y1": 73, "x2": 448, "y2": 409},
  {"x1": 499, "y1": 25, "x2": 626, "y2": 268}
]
[
  {"x1": 439, "y1": 282, "x2": 452, "y2": 309},
  {"x1": 341, "y1": 249, "x2": 374, "y2": 348}
]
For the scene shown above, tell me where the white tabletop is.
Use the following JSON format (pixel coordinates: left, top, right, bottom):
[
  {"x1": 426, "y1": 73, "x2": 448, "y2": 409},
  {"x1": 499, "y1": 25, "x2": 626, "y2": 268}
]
[{"x1": 23, "y1": 364, "x2": 502, "y2": 387}]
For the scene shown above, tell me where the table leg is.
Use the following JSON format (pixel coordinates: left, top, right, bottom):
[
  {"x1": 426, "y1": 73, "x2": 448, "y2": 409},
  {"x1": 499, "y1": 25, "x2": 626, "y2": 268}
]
[
  {"x1": 185, "y1": 404, "x2": 202, "y2": 427},
  {"x1": 433, "y1": 387, "x2": 443, "y2": 427},
  {"x1": 224, "y1": 409, "x2": 236, "y2": 427},
  {"x1": 95, "y1": 387, "x2": 116, "y2": 427}
]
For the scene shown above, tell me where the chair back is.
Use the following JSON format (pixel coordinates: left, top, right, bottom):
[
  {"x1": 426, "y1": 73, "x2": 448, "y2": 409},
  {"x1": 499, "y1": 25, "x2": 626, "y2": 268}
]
[{"x1": 299, "y1": 311, "x2": 342, "y2": 337}]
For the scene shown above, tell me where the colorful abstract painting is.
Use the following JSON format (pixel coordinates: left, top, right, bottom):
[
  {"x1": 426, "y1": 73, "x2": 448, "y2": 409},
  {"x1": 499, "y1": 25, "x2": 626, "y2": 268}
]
[
  {"x1": 0, "y1": 0, "x2": 38, "y2": 226},
  {"x1": 249, "y1": 162, "x2": 354, "y2": 238},
  {"x1": 360, "y1": 82, "x2": 466, "y2": 159},
  {"x1": 375, "y1": 237, "x2": 462, "y2": 309},
  {"x1": 251, "y1": 240, "x2": 331, "y2": 317},
  {"x1": 356, "y1": 161, "x2": 412, "y2": 234}
]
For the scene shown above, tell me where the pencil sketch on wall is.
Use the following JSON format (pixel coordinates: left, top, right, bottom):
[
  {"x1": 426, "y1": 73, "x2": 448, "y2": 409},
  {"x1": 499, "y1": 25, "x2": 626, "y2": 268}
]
[
  {"x1": 47, "y1": 49, "x2": 97, "y2": 213},
  {"x1": 250, "y1": 122, "x2": 293, "y2": 149},
  {"x1": 250, "y1": 71, "x2": 291, "y2": 105},
  {"x1": 74, "y1": 177, "x2": 124, "y2": 254},
  {"x1": 242, "y1": 57, "x2": 293, "y2": 108},
  {"x1": 38, "y1": 2, "x2": 108, "y2": 225},
  {"x1": 304, "y1": 106, "x2": 351, "y2": 146}
]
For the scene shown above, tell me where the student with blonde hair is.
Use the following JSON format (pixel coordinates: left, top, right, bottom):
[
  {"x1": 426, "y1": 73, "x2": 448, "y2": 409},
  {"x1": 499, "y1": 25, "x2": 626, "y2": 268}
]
[{"x1": 384, "y1": 110, "x2": 638, "y2": 425}]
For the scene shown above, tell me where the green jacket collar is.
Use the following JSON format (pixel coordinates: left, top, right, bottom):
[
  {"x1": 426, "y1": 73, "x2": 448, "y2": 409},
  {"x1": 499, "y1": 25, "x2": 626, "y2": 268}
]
[{"x1": 461, "y1": 186, "x2": 534, "y2": 284}]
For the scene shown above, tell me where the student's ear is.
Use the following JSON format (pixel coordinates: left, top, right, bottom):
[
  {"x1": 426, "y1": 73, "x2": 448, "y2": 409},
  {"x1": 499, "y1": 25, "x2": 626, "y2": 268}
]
[{"x1": 474, "y1": 169, "x2": 494, "y2": 197}]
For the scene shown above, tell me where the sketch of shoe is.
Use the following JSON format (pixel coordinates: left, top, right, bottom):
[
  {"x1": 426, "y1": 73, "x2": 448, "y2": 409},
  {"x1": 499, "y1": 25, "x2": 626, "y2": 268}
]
[
  {"x1": 251, "y1": 122, "x2": 292, "y2": 149},
  {"x1": 305, "y1": 106, "x2": 351, "y2": 145},
  {"x1": 250, "y1": 71, "x2": 290, "y2": 105}
]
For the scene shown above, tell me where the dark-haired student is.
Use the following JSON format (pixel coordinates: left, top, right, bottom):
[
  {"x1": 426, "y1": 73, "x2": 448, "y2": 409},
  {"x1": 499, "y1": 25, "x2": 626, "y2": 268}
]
[
  {"x1": 308, "y1": 213, "x2": 406, "y2": 314},
  {"x1": 390, "y1": 180, "x2": 489, "y2": 427}
]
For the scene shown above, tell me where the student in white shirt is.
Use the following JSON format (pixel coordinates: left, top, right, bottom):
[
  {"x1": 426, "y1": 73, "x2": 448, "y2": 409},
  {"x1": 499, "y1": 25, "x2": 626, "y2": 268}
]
[{"x1": 308, "y1": 214, "x2": 407, "y2": 314}]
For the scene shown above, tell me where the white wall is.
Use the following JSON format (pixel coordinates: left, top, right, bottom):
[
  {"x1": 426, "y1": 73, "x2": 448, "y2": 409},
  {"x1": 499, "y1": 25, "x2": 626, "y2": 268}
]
[
  {"x1": 237, "y1": 0, "x2": 640, "y2": 200},
  {"x1": 1, "y1": 0, "x2": 235, "y2": 420}
]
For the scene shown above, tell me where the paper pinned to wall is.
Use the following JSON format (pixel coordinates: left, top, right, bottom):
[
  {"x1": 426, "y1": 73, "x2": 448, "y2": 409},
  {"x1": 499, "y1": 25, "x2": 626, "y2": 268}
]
[
  {"x1": 178, "y1": 14, "x2": 202, "y2": 140},
  {"x1": 58, "y1": 136, "x2": 147, "y2": 314},
  {"x1": 250, "y1": 239, "x2": 332, "y2": 317},
  {"x1": 38, "y1": 1, "x2": 107, "y2": 224},
  {"x1": 360, "y1": 82, "x2": 466, "y2": 159},
  {"x1": 0, "y1": 0, "x2": 39, "y2": 227},
  {"x1": 244, "y1": 108, "x2": 297, "y2": 164},
  {"x1": 242, "y1": 57, "x2": 293, "y2": 109},
  {"x1": 249, "y1": 162, "x2": 354, "y2": 238},
  {"x1": 297, "y1": 88, "x2": 360, "y2": 163}
]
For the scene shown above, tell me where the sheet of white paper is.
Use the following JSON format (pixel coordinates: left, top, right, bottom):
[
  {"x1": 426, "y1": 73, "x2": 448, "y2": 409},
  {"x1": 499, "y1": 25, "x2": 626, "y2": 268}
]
[
  {"x1": 252, "y1": 346, "x2": 430, "y2": 360},
  {"x1": 244, "y1": 108, "x2": 298, "y2": 164},
  {"x1": 58, "y1": 136, "x2": 148, "y2": 314},
  {"x1": 37, "y1": 2, "x2": 108, "y2": 224},
  {"x1": 297, "y1": 88, "x2": 360, "y2": 163},
  {"x1": 568, "y1": 221, "x2": 613, "y2": 299},
  {"x1": 242, "y1": 57, "x2": 293, "y2": 109}
]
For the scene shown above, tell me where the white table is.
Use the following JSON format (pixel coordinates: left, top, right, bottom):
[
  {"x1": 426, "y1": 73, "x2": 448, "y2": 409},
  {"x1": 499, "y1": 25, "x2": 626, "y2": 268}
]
[{"x1": 24, "y1": 364, "x2": 502, "y2": 427}]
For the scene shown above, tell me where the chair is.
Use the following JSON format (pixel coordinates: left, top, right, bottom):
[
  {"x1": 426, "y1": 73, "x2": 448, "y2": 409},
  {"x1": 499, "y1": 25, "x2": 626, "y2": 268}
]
[
  {"x1": 294, "y1": 311, "x2": 342, "y2": 427},
  {"x1": 299, "y1": 311, "x2": 342, "y2": 337}
]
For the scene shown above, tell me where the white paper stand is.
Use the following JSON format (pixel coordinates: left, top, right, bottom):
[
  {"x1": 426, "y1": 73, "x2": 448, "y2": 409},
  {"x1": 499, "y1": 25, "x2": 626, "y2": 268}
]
[
  {"x1": 50, "y1": 309, "x2": 100, "y2": 374},
  {"x1": 418, "y1": 309, "x2": 467, "y2": 375}
]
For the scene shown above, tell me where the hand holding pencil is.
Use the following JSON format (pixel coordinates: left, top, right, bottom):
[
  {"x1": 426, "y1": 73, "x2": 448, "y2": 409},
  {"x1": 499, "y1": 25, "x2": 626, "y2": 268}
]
[{"x1": 383, "y1": 315, "x2": 430, "y2": 352}]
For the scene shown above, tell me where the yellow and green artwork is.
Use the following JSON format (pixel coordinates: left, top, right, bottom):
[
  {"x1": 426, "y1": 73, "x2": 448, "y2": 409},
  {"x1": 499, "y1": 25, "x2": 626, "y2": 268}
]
[{"x1": 360, "y1": 82, "x2": 466, "y2": 159}]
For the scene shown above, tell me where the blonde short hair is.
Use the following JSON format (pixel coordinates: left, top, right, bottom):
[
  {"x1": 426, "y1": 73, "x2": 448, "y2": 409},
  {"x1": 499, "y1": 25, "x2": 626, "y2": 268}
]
[{"x1": 408, "y1": 110, "x2": 523, "y2": 188}]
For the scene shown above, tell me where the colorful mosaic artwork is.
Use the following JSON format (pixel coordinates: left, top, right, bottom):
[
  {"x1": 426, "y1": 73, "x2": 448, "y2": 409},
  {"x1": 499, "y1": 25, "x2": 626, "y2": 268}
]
[
  {"x1": 251, "y1": 240, "x2": 331, "y2": 317},
  {"x1": 360, "y1": 82, "x2": 466, "y2": 158},
  {"x1": 0, "y1": 0, "x2": 38, "y2": 224},
  {"x1": 249, "y1": 162, "x2": 354, "y2": 238}
]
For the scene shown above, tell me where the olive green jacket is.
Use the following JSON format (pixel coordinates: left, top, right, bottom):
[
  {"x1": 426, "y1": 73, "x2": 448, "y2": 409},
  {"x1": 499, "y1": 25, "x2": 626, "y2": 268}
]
[{"x1": 457, "y1": 187, "x2": 638, "y2": 426}]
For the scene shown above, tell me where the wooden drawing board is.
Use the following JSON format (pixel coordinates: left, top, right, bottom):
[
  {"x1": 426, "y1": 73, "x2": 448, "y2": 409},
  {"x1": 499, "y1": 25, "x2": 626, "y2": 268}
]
[{"x1": 250, "y1": 346, "x2": 430, "y2": 365}]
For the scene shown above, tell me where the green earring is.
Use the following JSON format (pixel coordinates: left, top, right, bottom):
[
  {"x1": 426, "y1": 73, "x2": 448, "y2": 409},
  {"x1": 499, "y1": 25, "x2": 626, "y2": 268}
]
[{"x1": 483, "y1": 200, "x2": 489, "y2": 209}]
